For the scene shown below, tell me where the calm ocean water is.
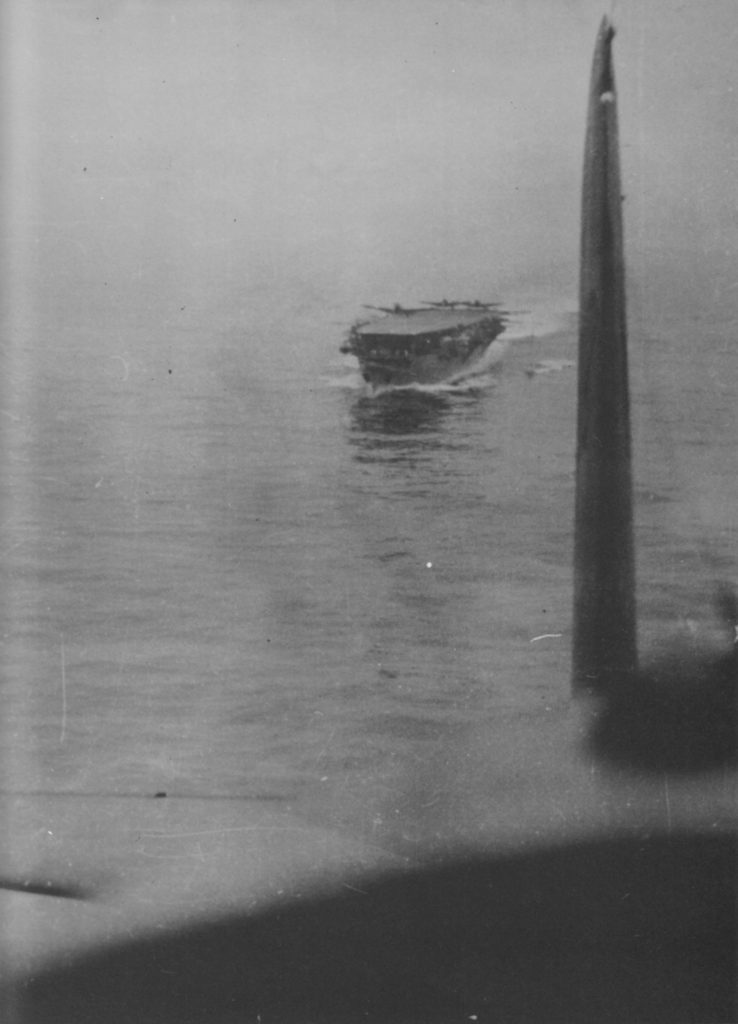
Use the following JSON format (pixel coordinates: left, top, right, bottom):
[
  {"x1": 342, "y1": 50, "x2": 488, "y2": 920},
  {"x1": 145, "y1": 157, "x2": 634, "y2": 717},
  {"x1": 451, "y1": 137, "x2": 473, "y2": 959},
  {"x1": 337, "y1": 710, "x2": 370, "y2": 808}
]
[{"x1": 3, "y1": 293, "x2": 736, "y2": 855}]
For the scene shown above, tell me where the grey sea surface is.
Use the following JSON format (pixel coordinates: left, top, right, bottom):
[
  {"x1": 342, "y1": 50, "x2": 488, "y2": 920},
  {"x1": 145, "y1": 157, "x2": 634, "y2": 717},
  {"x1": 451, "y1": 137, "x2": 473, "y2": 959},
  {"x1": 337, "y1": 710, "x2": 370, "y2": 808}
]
[{"x1": 3, "y1": 300, "x2": 736, "y2": 853}]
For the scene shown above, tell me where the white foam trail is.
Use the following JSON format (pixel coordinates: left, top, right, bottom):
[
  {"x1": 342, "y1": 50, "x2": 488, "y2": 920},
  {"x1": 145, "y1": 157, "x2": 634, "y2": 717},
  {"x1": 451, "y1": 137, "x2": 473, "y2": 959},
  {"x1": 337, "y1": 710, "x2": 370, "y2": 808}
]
[
  {"x1": 322, "y1": 367, "x2": 366, "y2": 390},
  {"x1": 373, "y1": 375, "x2": 499, "y2": 396},
  {"x1": 503, "y1": 307, "x2": 576, "y2": 341},
  {"x1": 524, "y1": 358, "x2": 575, "y2": 378}
]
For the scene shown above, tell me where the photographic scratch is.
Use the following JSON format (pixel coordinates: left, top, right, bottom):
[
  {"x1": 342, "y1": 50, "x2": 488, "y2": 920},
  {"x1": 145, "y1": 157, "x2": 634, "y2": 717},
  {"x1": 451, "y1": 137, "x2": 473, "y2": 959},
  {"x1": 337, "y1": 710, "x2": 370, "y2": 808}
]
[
  {"x1": 663, "y1": 774, "x2": 672, "y2": 833},
  {"x1": 60, "y1": 634, "x2": 67, "y2": 744},
  {"x1": 530, "y1": 633, "x2": 563, "y2": 643},
  {"x1": 138, "y1": 826, "x2": 311, "y2": 839}
]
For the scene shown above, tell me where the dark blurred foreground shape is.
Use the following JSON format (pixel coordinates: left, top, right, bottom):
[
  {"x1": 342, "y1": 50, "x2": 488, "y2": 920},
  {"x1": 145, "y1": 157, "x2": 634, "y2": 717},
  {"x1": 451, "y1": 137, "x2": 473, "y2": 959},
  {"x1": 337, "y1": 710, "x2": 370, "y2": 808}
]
[
  {"x1": 590, "y1": 591, "x2": 737, "y2": 773},
  {"x1": 16, "y1": 834, "x2": 737, "y2": 1024},
  {"x1": 571, "y1": 10, "x2": 737, "y2": 774},
  {"x1": 572, "y1": 13, "x2": 636, "y2": 694}
]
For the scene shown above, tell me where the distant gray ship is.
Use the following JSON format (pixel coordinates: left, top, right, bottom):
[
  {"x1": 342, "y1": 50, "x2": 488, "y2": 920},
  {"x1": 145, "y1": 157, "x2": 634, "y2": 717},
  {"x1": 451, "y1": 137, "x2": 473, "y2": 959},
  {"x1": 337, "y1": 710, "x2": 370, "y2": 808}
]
[{"x1": 340, "y1": 300, "x2": 509, "y2": 388}]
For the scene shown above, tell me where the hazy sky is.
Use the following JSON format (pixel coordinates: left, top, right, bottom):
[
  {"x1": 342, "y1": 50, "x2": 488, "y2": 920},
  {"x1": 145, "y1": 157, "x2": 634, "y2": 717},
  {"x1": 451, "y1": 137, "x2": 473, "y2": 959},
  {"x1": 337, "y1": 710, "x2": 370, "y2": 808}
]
[{"x1": 3, "y1": 0, "x2": 738, "y2": 334}]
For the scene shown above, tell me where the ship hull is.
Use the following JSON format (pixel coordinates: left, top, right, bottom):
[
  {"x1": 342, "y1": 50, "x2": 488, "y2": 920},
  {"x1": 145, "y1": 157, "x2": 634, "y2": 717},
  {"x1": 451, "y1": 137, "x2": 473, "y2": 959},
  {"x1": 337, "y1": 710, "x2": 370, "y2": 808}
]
[
  {"x1": 357, "y1": 342, "x2": 496, "y2": 388},
  {"x1": 342, "y1": 306, "x2": 507, "y2": 389}
]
